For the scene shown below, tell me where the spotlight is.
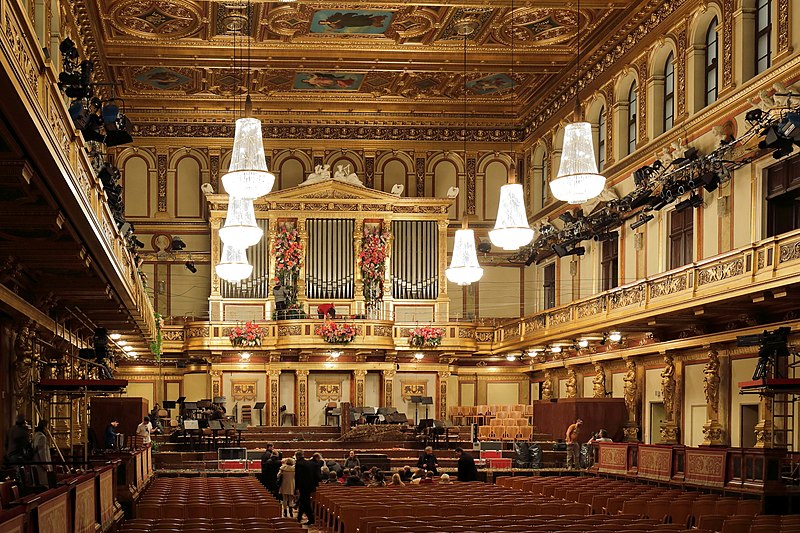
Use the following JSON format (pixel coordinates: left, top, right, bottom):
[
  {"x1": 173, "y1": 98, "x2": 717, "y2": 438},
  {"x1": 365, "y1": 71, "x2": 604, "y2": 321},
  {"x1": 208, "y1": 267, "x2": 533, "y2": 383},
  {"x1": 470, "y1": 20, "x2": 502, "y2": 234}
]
[
  {"x1": 525, "y1": 250, "x2": 540, "y2": 267},
  {"x1": 549, "y1": 346, "x2": 562, "y2": 354},
  {"x1": 675, "y1": 194, "x2": 703, "y2": 212},
  {"x1": 171, "y1": 236, "x2": 186, "y2": 251},
  {"x1": 608, "y1": 332, "x2": 622, "y2": 343},
  {"x1": 593, "y1": 231, "x2": 618, "y2": 242},
  {"x1": 552, "y1": 244, "x2": 585, "y2": 258},
  {"x1": 647, "y1": 195, "x2": 668, "y2": 211},
  {"x1": 506, "y1": 354, "x2": 516, "y2": 362},
  {"x1": 477, "y1": 241, "x2": 492, "y2": 253},
  {"x1": 577, "y1": 339, "x2": 589, "y2": 349},
  {"x1": 102, "y1": 99, "x2": 134, "y2": 147},
  {"x1": 185, "y1": 261, "x2": 197, "y2": 273},
  {"x1": 630, "y1": 213, "x2": 654, "y2": 230},
  {"x1": 119, "y1": 222, "x2": 133, "y2": 235},
  {"x1": 132, "y1": 237, "x2": 145, "y2": 249},
  {"x1": 698, "y1": 169, "x2": 720, "y2": 193},
  {"x1": 780, "y1": 113, "x2": 800, "y2": 141},
  {"x1": 414, "y1": 352, "x2": 424, "y2": 360},
  {"x1": 745, "y1": 109, "x2": 764, "y2": 123}
]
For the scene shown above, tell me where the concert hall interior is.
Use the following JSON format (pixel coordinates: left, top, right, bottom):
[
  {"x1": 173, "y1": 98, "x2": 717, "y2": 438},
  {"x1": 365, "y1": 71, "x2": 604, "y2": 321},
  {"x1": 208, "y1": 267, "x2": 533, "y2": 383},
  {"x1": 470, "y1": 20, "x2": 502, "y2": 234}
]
[{"x1": 4, "y1": 0, "x2": 800, "y2": 531}]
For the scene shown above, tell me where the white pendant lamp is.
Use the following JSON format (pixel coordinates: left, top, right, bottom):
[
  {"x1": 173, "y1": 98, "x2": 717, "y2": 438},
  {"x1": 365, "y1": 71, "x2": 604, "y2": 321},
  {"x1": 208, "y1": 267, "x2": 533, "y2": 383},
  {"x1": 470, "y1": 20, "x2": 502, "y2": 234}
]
[
  {"x1": 489, "y1": 4, "x2": 533, "y2": 250},
  {"x1": 550, "y1": 122, "x2": 606, "y2": 204},
  {"x1": 216, "y1": 244, "x2": 253, "y2": 282},
  {"x1": 446, "y1": 225, "x2": 484, "y2": 286},
  {"x1": 489, "y1": 167, "x2": 534, "y2": 250},
  {"x1": 221, "y1": 97, "x2": 275, "y2": 200},
  {"x1": 219, "y1": 196, "x2": 263, "y2": 248},
  {"x1": 548, "y1": 0, "x2": 605, "y2": 205}
]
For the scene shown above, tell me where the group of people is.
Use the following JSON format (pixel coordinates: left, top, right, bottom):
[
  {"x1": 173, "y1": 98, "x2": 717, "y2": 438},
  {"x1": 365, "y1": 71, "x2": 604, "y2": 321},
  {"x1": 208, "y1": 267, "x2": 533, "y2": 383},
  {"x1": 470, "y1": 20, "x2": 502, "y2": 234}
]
[
  {"x1": 3, "y1": 415, "x2": 52, "y2": 486},
  {"x1": 258, "y1": 445, "x2": 479, "y2": 523}
]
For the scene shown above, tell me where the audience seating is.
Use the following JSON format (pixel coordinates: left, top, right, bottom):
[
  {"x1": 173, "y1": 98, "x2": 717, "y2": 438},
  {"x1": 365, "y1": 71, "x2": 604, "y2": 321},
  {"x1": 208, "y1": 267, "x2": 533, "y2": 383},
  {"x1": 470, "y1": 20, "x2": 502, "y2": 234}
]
[
  {"x1": 119, "y1": 517, "x2": 303, "y2": 533},
  {"x1": 136, "y1": 477, "x2": 279, "y2": 519}
]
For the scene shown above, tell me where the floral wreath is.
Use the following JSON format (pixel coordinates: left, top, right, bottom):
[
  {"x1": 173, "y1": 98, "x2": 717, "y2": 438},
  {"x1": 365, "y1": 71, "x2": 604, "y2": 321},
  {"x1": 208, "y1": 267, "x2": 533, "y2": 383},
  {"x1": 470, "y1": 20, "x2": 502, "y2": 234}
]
[
  {"x1": 229, "y1": 321, "x2": 264, "y2": 347},
  {"x1": 316, "y1": 321, "x2": 358, "y2": 345},
  {"x1": 408, "y1": 326, "x2": 445, "y2": 348},
  {"x1": 358, "y1": 226, "x2": 390, "y2": 303}
]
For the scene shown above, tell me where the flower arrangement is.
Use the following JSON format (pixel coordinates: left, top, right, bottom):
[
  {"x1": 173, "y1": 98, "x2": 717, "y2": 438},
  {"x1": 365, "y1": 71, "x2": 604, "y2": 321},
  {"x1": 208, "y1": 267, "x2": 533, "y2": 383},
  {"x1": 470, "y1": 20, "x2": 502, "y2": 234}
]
[
  {"x1": 316, "y1": 321, "x2": 358, "y2": 345},
  {"x1": 359, "y1": 226, "x2": 390, "y2": 303},
  {"x1": 229, "y1": 321, "x2": 264, "y2": 347},
  {"x1": 409, "y1": 326, "x2": 445, "y2": 348},
  {"x1": 149, "y1": 313, "x2": 164, "y2": 361},
  {"x1": 272, "y1": 223, "x2": 303, "y2": 305}
]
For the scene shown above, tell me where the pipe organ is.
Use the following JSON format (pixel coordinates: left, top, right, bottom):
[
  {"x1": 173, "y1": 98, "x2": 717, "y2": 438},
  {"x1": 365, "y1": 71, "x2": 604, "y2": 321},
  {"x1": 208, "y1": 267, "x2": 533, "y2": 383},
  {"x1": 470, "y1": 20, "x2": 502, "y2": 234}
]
[{"x1": 206, "y1": 178, "x2": 453, "y2": 322}]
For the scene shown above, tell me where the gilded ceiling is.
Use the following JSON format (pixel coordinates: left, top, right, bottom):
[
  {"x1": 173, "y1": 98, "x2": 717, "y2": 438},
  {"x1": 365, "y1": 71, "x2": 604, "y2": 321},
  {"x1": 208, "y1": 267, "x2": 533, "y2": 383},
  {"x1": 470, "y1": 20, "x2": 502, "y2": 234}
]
[{"x1": 70, "y1": 0, "x2": 649, "y2": 127}]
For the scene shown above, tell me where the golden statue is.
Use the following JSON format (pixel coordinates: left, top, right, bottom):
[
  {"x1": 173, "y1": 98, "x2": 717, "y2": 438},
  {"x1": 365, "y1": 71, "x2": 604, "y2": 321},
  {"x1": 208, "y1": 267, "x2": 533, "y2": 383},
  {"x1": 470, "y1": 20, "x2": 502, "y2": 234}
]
[
  {"x1": 661, "y1": 354, "x2": 676, "y2": 422},
  {"x1": 623, "y1": 359, "x2": 637, "y2": 420},
  {"x1": 541, "y1": 370, "x2": 553, "y2": 401},
  {"x1": 592, "y1": 362, "x2": 606, "y2": 398},
  {"x1": 703, "y1": 350, "x2": 721, "y2": 416},
  {"x1": 565, "y1": 367, "x2": 578, "y2": 398}
]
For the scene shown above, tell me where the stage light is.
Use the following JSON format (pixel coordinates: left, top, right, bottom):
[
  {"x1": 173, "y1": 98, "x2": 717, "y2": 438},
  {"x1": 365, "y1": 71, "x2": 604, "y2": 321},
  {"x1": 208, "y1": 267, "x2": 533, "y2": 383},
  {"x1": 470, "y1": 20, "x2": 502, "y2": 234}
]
[
  {"x1": 414, "y1": 352, "x2": 424, "y2": 360},
  {"x1": 593, "y1": 231, "x2": 618, "y2": 242},
  {"x1": 240, "y1": 352, "x2": 251, "y2": 361},
  {"x1": 608, "y1": 332, "x2": 622, "y2": 343},
  {"x1": 171, "y1": 236, "x2": 186, "y2": 251},
  {"x1": 185, "y1": 261, "x2": 197, "y2": 273},
  {"x1": 132, "y1": 237, "x2": 145, "y2": 249},
  {"x1": 549, "y1": 346, "x2": 562, "y2": 354},
  {"x1": 648, "y1": 195, "x2": 668, "y2": 211},
  {"x1": 698, "y1": 170, "x2": 719, "y2": 193},
  {"x1": 675, "y1": 194, "x2": 703, "y2": 212},
  {"x1": 506, "y1": 354, "x2": 516, "y2": 362},
  {"x1": 780, "y1": 113, "x2": 800, "y2": 140},
  {"x1": 552, "y1": 244, "x2": 585, "y2": 258},
  {"x1": 577, "y1": 339, "x2": 589, "y2": 349},
  {"x1": 630, "y1": 213, "x2": 654, "y2": 230},
  {"x1": 745, "y1": 109, "x2": 764, "y2": 123}
]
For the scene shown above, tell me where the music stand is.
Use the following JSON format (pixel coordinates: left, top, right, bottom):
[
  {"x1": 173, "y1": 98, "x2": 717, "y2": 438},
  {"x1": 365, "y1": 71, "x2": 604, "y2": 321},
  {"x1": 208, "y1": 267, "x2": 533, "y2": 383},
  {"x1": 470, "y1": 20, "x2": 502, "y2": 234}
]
[
  {"x1": 410, "y1": 396, "x2": 423, "y2": 425},
  {"x1": 163, "y1": 400, "x2": 176, "y2": 409},
  {"x1": 253, "y1": 402, "x2": 266, "y2": 426},
  {"x1": 421, "y1": 396, "x2": 433, "y2": 420},
  {"x1": 177, "y1": 396, "x2": 186, "y2": 404}
]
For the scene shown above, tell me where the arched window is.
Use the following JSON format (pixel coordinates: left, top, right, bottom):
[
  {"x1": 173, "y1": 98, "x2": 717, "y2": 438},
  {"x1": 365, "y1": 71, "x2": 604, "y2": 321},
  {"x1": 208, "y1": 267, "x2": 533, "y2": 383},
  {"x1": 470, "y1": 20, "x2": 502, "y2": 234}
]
[
  {"x1": 627, "y1": 83, "x2": 637, "y2": 155},
  {"x1": 541, "y1": 154, "x2": 549, "y2": 209},
  {"x1": 705, "y1": 17, "x2": 719, "y2": 106},
  {"x1": 756, "y1": 0, "x2": 772, "y2": 74},
  {"x1": 663, "y1": 53, "x2": 675, "y2": 132},
  {"x1": 597, "y1": 106, "x2": 606, "y2": 171}
]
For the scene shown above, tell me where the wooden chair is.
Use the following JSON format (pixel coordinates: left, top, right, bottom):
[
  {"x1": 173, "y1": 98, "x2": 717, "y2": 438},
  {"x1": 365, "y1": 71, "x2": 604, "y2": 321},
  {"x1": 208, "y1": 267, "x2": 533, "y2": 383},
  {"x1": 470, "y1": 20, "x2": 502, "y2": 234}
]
[
  {"x1": 240, "y1": 404, "x2": 252, "y2": 425},
  {"x1": 697, "y1": 515, "x2": 726, "y2": 533},
  {"x1": 478, "y1": 426, "x2": 491, "y2": 440}
]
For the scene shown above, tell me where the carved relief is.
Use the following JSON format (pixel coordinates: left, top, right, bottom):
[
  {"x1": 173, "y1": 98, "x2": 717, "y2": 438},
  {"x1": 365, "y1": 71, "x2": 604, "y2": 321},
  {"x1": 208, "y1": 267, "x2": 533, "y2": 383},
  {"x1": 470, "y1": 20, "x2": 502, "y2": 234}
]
[
  {"x1": 157, "y1": 153, "x2": 167, "y2": 212},
  {"x1": 466, "y1": 158, "x2": 476, "y2": 215},
  {"x1": 575, "y1": 298, "x2": 605, "y2": 319},
  {"x1": 109, "y1": 0, "x2": 203, "y2": 40},
  {"x1": 779, "y1": 240, "x2": 800, "y2": 263},
  {"x1": 296, "y1": 369, "x2": 309, "y2": 427},
  {"x1": 549, "y1": 308, "x2": 571, "y2": 326},
  {"x1": 703, "y1": 350, "x2": 721, "y2": 418},
  {"x1": 609, "y1": 286, "x2": 645, "y2": 309},
  {"x1": 650, "y1": 273, "x2": 687, "y2": 298},
  {"x1": 722, "y1": 0, "x2": 734, "y2": 89},
  {"x1": 365, "y1": 157, "x2": 375, "y2": 188},
  {"x1": 698, "y1": 257, "x2": 744, "y2": 285},
  {"x1": 475, "y1": 331, "x2": 494, "y2": 343},
  {"x1": 778, "y1": 0, "x2": 790, "y2": 54},
  {"x1": 415, "y1": 157, "x2": 425, "y2": 197}
]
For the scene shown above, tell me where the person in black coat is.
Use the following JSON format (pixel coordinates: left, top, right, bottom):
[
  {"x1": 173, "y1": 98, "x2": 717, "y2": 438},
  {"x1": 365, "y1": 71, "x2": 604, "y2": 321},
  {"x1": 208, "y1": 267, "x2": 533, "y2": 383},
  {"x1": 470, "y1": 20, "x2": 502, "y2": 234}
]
[
  {"x1": 455, "y1": 447, "x2": 478, "y2": 482},
  {"x1": 294, "y1": 451, "x2": 317, "y2": 525},
  {"x1": 416, "y1": 446, "x2": 438, "y2": 475},
  {"x1": 262, "y1": 452, "x2": 282, "y2": 498}
]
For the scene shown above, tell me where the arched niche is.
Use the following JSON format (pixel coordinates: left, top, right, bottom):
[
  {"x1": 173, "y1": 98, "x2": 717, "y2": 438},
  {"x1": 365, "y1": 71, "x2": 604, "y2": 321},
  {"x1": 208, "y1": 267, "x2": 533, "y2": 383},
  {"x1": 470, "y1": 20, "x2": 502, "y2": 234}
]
[
  {"x1": 689, "y1": 5, "x2": 723, "y2": 113},
  {"x1": 585, "y1": 94, "x2": 608, "y2": 172},
  {"x1": 433, "y1": 159, "x2": 459, "y2": 220},
  {"x1": 482, "y1": 159, "x2": 509, "y2": 221},
  {"x1": 381, "y1": 159, "x2": 410, "y2": 196},
  {"x1": 648, "y1": 40, "x2": 679, "y2": 138},
  {"x1": 175, "y1": 156, "x2": 202, "y2": 218},
  {"x1": 122, "y1": 155, "x2": 151, "y2": 218},
  {"x1": 278, "y1": 158, "x2": 305, "y2": 190},
  {"x1": 614, "y1": 68, "x2": 640, "y2": 160}
]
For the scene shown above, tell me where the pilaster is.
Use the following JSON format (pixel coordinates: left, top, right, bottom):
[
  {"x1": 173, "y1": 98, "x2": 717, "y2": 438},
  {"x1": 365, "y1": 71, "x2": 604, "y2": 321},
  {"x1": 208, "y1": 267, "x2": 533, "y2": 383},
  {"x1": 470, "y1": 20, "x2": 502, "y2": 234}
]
[
  {"x1": 382, "y1": 369, "x2": 395, "y2": 407},
  {"x1": 267, "y1": 369, "x2": 281, "y2": 427},
  {"x1": 353, "y1": 369, "x2": 367, "y2": 407},
  {"x1": 295, "y1": 369, "x2": 309, "y2": 426},
  {"x1": 437, "y1": 371, "x2": 451, "y2": 421}
]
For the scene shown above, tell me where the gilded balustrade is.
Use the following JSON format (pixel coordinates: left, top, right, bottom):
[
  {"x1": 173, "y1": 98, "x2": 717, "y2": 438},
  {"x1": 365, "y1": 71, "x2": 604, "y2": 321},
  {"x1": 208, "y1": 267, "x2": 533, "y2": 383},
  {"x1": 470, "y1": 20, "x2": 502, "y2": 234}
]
[{"x1": 0, "y1": 0, "x2": 155, "y2": 341}]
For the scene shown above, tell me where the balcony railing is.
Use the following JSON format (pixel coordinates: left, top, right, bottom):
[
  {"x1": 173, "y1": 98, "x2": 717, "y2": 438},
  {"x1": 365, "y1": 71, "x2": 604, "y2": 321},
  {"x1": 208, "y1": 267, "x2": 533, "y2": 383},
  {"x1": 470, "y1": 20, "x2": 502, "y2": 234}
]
[{"x1": 0, "y1": 0, "x2": 155, "y2": 341}]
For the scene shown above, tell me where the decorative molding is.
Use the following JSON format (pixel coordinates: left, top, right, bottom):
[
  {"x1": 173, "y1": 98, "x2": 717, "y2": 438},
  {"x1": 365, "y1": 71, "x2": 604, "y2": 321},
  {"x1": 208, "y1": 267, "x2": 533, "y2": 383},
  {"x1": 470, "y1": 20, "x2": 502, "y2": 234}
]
[
  {"x1": 231, "y1": 381, "x2": 257, "y2": 402},
  {"x1": 157, "y1": 153, "x2": 167, "y2": 212},
  {"x1": 415, "y1": 157, "x2": 425, "y2": 197},
  {"x1": 722, "y1": 0, "x2": 734, "y2": 90},
  {"x1": 466, "y1": 157, "x2": 476, "y2": 215},
  {"x1": 697, "y1": 257, "x2": 744, "y2": 285},
  {"x1": 400, "y1": 380, "x2": 426, "y2": 401},
  {"x1": 365, "y1": 156, "x2": 375, "y2": 189}
]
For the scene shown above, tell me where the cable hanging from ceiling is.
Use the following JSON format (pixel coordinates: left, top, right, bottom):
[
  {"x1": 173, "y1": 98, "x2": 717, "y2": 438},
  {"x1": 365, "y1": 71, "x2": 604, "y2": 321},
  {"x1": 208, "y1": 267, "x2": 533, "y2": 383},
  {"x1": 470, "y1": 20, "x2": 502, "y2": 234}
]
[
  {"x1": 489, "y1": 0, "x2": 534, "y2": 251},
  {"x1": 549, "y1": 0, "x2": 606, "y2": 204},
  {"x1": 445, "y1": 17, "x2": 484, "y2": 287},
  {"x1": 216, "y1": 0, "x2": 276, "y2": 283}
]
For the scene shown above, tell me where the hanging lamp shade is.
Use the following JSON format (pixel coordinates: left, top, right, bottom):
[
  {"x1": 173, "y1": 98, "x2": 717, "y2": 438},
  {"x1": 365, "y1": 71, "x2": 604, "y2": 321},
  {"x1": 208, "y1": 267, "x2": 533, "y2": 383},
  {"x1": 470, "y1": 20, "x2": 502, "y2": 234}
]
[
  {"x1": 216, "y1": 244, "x2": 253, "y2": 282},
  {"x1": 549, "y1": 122, "x2": 606, "y2": 204},
  {"x1": 221, "y1": 115, "x2": 275, "y2": 199},
  {"x1": 446, "y1": 227, "x2": 484, "y2": 286},
  {"x1": 489, "y1": 170, "x2": 534, "y2": 250},
  {"x1": 219, "y1": 196, "x2": 263, "y2": 248}
]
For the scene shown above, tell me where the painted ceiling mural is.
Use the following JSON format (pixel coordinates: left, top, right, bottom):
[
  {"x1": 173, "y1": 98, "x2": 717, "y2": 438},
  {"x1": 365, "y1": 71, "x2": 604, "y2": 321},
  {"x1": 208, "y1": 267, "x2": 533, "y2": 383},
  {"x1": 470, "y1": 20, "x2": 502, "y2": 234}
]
[{"x1": 71, "y1": 0, "x2": 646, "y2": 126}]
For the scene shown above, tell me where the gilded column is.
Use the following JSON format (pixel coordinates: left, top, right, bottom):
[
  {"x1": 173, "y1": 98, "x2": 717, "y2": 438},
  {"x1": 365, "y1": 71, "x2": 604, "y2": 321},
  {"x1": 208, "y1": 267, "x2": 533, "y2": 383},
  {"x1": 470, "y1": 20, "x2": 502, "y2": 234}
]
[
  {"x1": 622, "y1": 359, "x2": 639, "y2": 441},
  {"x1": 295, "y1": 369, "x2": 309, "y2": 426},
  {"x1": 353, "y1": 369, "x2": 367, "y2": 407},
  {"x1": 296, "y1": 218, "x2": 307, "y2": 301},
  {"x1": 659, "y1": 354, "x2": 679, "y2": 444},
  {"x1": 267, "y1": 369, "x2": 281, "y2": 427},
  {"x1": 466, "y1": 156, "x2": 476, "y2": 215},
  {"x1": 209, "y1": 150, "x2": 220, "y2": 192},
  {"x1": 415, "y1": 157, "x2": 425, "y2": 197},
  {"x1": 702, "y1": 350, "x2": 724, "y2": 445},
  {"x1": 776, "y1": 0, "x2": 791, "y2": 61},
  {"x1": 210, "y1": 370, "x2": 222, "y2": 399},
  {"x1": 436, "y1": 218, "x2": 450, "y2": 321},
  {"x1": 437, "y1": 371, "x2": 451, "y2": 421},
  {"x1": 13, "y1": 320, "x2": 37, "y2": 418},
  {"x1": 156, "y1": 152, "x2": 168, "y2": 217},
  {"x1": 353, "y1": 219, "x2": 364, "y2": 312},
  {"x1": 754, "y1": 395, "x2": 774, "y2": 448},
  {"x1": 635, "y1": 55, "x2": 649, "y2": 147},
  {"x1": 381, "y1": 369, "x2": 395, "y2": 407},
  {"x1": 210, "y1": 217, "x2": 222, "y2": 297}
]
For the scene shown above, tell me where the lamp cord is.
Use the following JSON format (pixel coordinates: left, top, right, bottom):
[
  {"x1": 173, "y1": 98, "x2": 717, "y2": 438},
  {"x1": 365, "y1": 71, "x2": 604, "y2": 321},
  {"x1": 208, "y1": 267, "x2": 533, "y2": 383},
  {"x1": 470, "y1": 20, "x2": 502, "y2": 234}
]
[
  {"x1": 575, "y1": 0, "x2": 582, "y2": 120},
  {"x1": 462, "y1": 30, "x2": 469, "y2": 227}
]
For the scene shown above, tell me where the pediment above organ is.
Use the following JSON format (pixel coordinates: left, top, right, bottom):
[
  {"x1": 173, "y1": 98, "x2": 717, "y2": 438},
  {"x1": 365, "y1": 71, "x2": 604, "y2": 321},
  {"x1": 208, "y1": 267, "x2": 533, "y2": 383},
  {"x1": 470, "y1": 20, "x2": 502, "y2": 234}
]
[{"x1": 206, "y1": 179, "x2": 452, "y2": 217}]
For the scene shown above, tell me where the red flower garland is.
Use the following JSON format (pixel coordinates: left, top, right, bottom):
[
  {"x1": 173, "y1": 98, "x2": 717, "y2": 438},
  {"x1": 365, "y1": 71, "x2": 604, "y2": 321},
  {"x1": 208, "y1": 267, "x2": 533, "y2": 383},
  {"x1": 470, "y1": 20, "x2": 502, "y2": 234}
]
[
  {"x1": 229, "y1": 321, "x2": 264, "y2": 347},
  {"x1": 408, "y1": 326, "x2": 445, "y2": 348},
  {"x1": 315, "y1": 321, "x2": 358, "y2": 345}
]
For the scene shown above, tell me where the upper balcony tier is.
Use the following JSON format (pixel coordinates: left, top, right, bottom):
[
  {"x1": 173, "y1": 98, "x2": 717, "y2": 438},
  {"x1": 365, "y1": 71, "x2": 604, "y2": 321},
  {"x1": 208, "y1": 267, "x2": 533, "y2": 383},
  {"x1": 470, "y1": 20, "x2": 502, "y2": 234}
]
[{"x1": 158, "y1": 229, "x2": 800, "y2": 361}]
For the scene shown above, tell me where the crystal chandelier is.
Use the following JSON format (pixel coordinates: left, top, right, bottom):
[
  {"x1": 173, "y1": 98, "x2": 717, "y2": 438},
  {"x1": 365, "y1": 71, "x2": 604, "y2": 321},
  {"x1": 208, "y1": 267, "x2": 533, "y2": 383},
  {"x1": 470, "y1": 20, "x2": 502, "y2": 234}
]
[
  {"x1": 446, "y1": 225, "x2": 484, "y2": 286},
  {"x1": 221, "y1": 102, "x2": 275, "y2": 199},
  {"x1": 550, "y1": 122, "x2": 605, "y2": 204},
  {"x1": 216, "y1": 244, "x2": 253, "y2": 282},
  {"x1": 489, "y1": 2, "x2": 533, "y2": 250},
  {"x1": 549, "y1": 0, "x2": 605, "y2": 204},
  {"x1": 446, "y1": 19, "x2": 483, "y2": 287},
  {"x1": 219, "y1": 195, "x2": 262, "y2": 248}
]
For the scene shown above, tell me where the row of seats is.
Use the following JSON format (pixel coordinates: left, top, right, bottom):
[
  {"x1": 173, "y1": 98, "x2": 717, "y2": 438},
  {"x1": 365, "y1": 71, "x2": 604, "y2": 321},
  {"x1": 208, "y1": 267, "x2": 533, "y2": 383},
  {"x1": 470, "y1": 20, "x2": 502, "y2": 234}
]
[
  {"x1": 137, "y1": 477, "x2": 279, "y2": 519},
  {"x1": 497, "y1": 475, "x2": 763, "y2": 526},
  {"x1": 120, "y1": 517, "x2": 303, "y2": 533},
  {"x1": 312, "y1": 482, "x2": 593, "y2": 533},
  {"x1": 0, "y1": 481, "x2": 20, "y2": 509},
  {"x1": 477, "y1": 425, "x2": 533, "y2": 441}
]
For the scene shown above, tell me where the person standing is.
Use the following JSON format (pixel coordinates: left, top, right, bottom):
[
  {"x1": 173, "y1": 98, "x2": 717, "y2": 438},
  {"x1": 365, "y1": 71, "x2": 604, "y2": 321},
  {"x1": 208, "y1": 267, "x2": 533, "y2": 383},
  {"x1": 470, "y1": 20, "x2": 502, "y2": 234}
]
[
  {"x1": 32, "y1": 420, "x2": 51, "y2": 486},
  {"x1": 136, "y1": 416, "x2": 152, "y2": 446},
  {"x1": 294, "y1": 450, "x2": 317, "y2": 525},
  {"x1": 105, "y1": 419, "x2": 120, "y2": 449},
  {"x1": 416, "y1": 446, "x2": 438, "y2": 475},
  {"x1": 262, "y1": 451, "x2": 282, "y2": 498},
  {"x1": 565, "y1": 418, "x2": 583, "y2": 469},
  {"x1": 278, "y1": 457, "x2": 296, "y2": 517},
  {"x1": 455, "y1": 447, "x2": 478, "y2": 482},
  {"x1": 3, "y1": 415, "x2": 30, "y2": 466}
]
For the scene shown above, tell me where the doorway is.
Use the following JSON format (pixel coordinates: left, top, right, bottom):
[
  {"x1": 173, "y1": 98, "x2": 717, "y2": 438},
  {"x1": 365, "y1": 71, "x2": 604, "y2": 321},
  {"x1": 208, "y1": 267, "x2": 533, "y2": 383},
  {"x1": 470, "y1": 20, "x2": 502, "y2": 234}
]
[
  {"x1": 649, "y1": 402, "x2": 666, "y2": 444},
  {"x1": 741, "y1": 404, "x2": 759, "y2": 448}
]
